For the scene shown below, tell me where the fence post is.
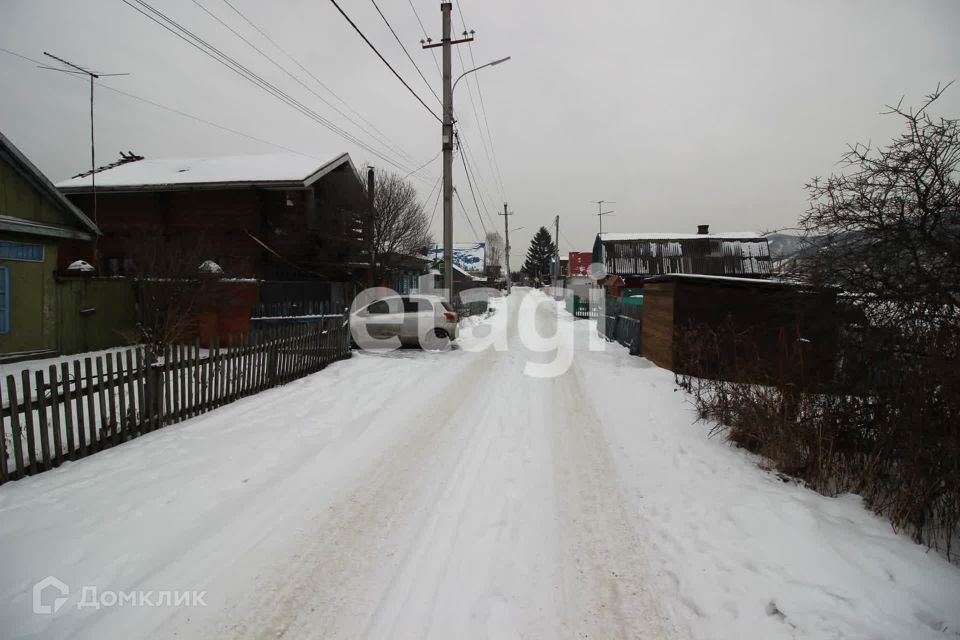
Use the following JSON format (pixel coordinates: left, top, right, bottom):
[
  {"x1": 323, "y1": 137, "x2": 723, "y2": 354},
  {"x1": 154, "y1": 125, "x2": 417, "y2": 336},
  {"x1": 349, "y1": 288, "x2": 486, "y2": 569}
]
[
  {"x1": 0, "y1": 382, "x2": 7, "y2": 483},
  {"x1": 48, "y1": 365, "x2": 63, "y2": 466},
  {"x1": 60, "y1": 363, "x2": 75, "y2": 460},
  {"x1": 5, "y1": 376, "x2": 23, "y2": 478}
]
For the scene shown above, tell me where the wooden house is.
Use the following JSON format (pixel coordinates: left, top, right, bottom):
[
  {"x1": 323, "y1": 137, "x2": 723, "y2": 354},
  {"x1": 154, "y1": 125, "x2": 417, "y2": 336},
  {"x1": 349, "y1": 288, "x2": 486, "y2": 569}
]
[
  {"x1": 593, "y1": 225, "x2": 771, "y2": 288},
  {"x1": 0, "y1": 131, "x2": 101, "y2": 358},
  {"x1": 56, "y1": 152, "x2": 370, "y2": 284}
]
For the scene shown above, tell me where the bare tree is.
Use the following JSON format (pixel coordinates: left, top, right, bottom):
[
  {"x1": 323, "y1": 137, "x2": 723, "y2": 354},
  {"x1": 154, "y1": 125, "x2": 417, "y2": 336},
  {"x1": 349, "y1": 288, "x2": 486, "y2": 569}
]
[
  {"x1": 800, "y1": 83, "x2": 960, "y2": 334},
  {"x1": 485, "y1": 230, "x2": 504, "y2": 268},
  {"x1": 369, "y1": 169, "x2": 434, "y2": 285},
  {"x1": 126, "y1": 235, "x2": 227, "y2": 360}
]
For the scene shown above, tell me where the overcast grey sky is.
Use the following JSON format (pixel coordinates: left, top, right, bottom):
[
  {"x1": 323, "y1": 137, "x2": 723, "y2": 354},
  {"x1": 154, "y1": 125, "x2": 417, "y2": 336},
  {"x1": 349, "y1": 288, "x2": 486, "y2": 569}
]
[{"x1": 2, "y1": 0, "x2": 958, "y2": 259}]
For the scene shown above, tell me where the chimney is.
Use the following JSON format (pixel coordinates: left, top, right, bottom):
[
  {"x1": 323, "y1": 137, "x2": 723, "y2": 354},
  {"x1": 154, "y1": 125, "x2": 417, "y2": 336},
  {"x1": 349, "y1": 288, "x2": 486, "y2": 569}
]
[{"x1": 697, "y1": 224, "x2": 710, "y2": 235}]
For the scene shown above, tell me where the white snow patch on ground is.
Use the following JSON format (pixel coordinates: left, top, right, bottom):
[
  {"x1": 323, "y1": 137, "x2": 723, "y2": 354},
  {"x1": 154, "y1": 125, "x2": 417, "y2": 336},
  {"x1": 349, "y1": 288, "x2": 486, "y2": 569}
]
[{"x1": 0, "y1": 289, "x2": 957, "y2": 639}]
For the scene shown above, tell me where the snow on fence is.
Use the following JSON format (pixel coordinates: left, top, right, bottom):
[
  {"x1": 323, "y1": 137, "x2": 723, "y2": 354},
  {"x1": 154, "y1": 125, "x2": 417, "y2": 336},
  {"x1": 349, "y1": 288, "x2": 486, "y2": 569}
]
[{"x1": 0, "y1": 317, "x2": 351, "y2": 485}]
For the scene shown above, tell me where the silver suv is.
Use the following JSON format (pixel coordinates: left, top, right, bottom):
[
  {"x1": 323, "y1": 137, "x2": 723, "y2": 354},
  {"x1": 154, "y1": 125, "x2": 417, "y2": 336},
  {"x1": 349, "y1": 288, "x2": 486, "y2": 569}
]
[{"x1": 351, "y1": 294, "x2": 459, "y2": 350}]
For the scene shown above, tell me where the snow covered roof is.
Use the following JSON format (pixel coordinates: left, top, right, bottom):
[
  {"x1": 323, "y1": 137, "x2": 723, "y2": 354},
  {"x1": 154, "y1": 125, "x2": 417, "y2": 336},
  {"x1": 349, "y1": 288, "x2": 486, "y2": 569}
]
[
  {"x1": 56, "y1": 152, "x2": 356, "y2": 192},
  {"x1": 598, "y1": 231, "x2": 765, "y2": 242}
]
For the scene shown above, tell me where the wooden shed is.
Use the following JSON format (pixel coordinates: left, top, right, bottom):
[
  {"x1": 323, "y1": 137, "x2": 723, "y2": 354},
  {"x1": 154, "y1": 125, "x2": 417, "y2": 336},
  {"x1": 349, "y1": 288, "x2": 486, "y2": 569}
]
[{"x1": 640, "y1": 274, "x2": 837, "y2": 384}]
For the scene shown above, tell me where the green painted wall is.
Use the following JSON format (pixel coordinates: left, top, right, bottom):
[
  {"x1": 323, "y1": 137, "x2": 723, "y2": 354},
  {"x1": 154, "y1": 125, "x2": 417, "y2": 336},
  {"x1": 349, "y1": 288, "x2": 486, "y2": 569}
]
[
  {"x1": 56, "y1": 278, "x2": 137, "y2": 354},
  {"x1": 0, "y1": 234, "x2": 58, "y2": 354},
  {"x1": 0, "y1": 161, "x2": 79, "y2": 227}
]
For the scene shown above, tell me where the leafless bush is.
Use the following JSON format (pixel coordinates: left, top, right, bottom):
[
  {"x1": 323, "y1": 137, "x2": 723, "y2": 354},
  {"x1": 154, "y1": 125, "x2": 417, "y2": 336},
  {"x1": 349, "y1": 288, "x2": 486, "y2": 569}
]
[
  {"x1": 125, "y1": 236, "x2": 227, "y2": 360},
  {"x1": 676, "y1": 322, "x2": 960, "y2": 561}
]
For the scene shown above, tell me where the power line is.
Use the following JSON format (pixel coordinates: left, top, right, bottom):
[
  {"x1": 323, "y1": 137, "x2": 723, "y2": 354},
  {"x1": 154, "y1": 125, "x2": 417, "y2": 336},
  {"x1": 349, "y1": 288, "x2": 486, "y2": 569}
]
[
  {"x1": 452, "y1": 40, "x2": 505, "y2": 205},
  {"x1": 427, "y1": 175, "x2": 443, "y2": 229},
  {"x1": 191, "y1": 0, "x2": 413, "y2": 168},
  {"x1": 327, "y1": 0, "x2": 441, "y2": 123},
  {"x1": 454, "y1": 188, "x2": 480, "y2": 241},
  {"x1": 219, "y1": 0, "x2": 413, "y2": 164},
  {"x1": 457, "y1": 139, "x2": 488, "y2": 236},
  {"x1": 1, "y1": 46, "x2": 333, "y2": 160},
  {"x1": 402, "y1": 149, "x2": 442, "y2": 180},
  {"x1": 120, "y1": 0, "x2": 432, "y2": 181},
  {"x1": 368, "y1": 0, "x2": 441, "y2": 106},
  {"x1": 455, "y1": 126, "x2": 498, "y2": 222},
  {"x1": 406, "y1": 0, "x2": 442, "y2": 78},
  {"x1": 455, "y1": 2, "x2": 508, "y2": 200},
  {"x1": 455, "y1": 130, "x2": 495, "y2": 232}
]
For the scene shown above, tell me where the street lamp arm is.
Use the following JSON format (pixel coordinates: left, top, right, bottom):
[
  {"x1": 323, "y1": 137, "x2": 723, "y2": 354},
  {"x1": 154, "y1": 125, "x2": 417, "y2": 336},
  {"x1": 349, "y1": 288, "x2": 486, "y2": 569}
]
[{"x1": 452, "y1": 56, "x2": 511, "y2": 95}]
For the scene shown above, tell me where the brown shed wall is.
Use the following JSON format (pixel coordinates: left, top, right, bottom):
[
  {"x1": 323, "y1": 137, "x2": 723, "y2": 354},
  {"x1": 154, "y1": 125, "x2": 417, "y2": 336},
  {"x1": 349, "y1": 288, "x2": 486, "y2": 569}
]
[
  {"x1": 670, "y1": 279, "x2": 837, "y2": 383},
  {"x1": 640, "y1": 281, "x2": 675, "y2": 370}
]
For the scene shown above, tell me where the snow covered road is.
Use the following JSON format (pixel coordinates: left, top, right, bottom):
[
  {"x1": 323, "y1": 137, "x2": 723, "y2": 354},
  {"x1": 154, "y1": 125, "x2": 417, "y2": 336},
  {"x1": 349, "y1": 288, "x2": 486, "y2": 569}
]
[{"x1": 1, "y1": 289, "x2": 958, "y2": 639}]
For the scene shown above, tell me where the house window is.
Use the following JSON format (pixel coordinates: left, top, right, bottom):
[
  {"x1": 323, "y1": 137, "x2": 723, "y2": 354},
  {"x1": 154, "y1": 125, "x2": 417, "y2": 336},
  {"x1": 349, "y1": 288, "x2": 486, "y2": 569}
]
[
  {"x1": 0, "y1": 266, "x2": 9, "y2": 335},
  {"x1": 0, "y1": 241, "x2": 44, "y2": 262}
]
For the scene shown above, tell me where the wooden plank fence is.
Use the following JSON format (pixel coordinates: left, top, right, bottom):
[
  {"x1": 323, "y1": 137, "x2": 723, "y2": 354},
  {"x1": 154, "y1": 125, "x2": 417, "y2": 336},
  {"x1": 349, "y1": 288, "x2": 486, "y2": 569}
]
[{"x1": 0, "y1": 318, "x2": 350, "y2": 485}]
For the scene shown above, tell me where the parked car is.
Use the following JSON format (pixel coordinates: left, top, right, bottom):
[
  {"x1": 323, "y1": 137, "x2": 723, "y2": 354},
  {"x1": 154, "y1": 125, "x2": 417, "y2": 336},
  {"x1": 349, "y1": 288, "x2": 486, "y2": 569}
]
[{"x1": 351, "y1": 294, "x2": 459, "y2": 350}]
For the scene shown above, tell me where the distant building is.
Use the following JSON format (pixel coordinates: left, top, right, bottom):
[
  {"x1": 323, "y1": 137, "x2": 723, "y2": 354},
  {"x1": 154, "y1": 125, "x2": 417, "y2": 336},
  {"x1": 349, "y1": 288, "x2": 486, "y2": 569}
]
[
  {"x1": 568, "y1": 251, "x2": 593, "y2": 277},
  {"x1": 592, "y1": 225, "x2": 771, "y2": 289},
  {"x1": 0, "y1": 132, "x2": 100, "y2": 357}
]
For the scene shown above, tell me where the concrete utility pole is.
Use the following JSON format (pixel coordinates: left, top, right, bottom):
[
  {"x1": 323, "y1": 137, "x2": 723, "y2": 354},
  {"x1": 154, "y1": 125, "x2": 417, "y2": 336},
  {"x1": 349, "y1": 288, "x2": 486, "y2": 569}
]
[
  {"x1": 422, "y1": 3, "x2": 471, "y2": 300},
  {"x1": 593, "y1": 200, "x2": 615, "y2": 234},
  {"x1": 423, "y1": 10, "x2": 507, "y2": 300},
  {"x1": 554, "y1": 214, "x2": 560, "y2": 286},
  {"x1": 367, "y1": 165, "x2": 375, "y2": 288},
  {"x1": 499, "y1": 203, "x2": 512, "y2": 295}
]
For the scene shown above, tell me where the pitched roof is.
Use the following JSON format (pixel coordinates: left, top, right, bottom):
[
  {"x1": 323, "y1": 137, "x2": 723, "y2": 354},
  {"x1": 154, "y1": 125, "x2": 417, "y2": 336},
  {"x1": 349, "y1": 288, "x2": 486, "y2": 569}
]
[
  {"x1": 0, "y1": 131, "x2": 100, "y2": 239},
  {"x1": 56, "y1": 152, "x2": 356, "y2": 192}
]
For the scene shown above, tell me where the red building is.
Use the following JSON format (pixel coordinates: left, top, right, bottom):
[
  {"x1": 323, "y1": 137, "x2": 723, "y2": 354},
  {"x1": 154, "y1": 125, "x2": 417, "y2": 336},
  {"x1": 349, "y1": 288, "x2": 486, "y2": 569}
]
[
  {"x1": 56, "y1": 152, "x2": 370, "y2": 283},
  {"x1": 568, "y1": 251, "x2": 593, "y2": 277}
]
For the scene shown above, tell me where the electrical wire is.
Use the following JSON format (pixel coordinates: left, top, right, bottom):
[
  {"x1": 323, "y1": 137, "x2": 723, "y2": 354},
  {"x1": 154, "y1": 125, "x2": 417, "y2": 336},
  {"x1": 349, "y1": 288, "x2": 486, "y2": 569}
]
[
  {"x1": 455, "y1": 131, "x2": 494, "y2": 234},
  {"x1": 219, "y1": 0, "x2": 413, "y2": 164},
  {"x1": 191, "y1": 0, "x2": 414, "y2": 168},
  {"x1": 120, "y1": 0, "x2": 434, "y2": 182},
  {"x1": 455, "y1": 1, "x2": 508, "y2": 200},
  {"x1": 454, "y1": 188, "x2": 480, "y2": 241},
  {"x1": 427, "y1": 174, "x2": 443, "y2": 229},
  {"x1": 368, "y1": 0, "x2": 441, "y2": 107},
  {"x1": 402, "y1": 149, "x2": 441, "y2": 180},
  {"x1": 458, "y1": 144, "x2": 487, "y2": 236},
  {"x1": 1, "y1": 46, "x2": 319, "y2": 160},
  {"x1": 328, "y1": 0, "x2": 441, "y2": 123},
  {"x1": 406, "y1": 0, "x2": 442, "y2": 78},
  {"x1": 455, "y1": 126, "x2": 498, "y2": 221}
]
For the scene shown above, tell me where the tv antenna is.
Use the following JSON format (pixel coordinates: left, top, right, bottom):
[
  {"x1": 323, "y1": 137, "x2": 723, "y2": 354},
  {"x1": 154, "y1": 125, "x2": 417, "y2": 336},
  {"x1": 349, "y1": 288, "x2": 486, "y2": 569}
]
[
  {"x1": 592, "y1": 200, "x2": 615, "y2": 234},
  {"x1": 39, "y1": 52, "x2": 129, "y2": 225}
]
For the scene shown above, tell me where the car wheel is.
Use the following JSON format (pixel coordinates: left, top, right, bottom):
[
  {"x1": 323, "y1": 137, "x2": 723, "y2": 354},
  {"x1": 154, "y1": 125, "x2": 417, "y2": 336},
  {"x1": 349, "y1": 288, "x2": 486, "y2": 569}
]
[{"x1": 422, "y1": 327, "x2": 451, "y2": 351}]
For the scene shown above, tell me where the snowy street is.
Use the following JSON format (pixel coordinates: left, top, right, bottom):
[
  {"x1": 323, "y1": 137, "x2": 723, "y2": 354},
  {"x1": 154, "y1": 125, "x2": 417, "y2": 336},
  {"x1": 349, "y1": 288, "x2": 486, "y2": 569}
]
[{"x1": 1, "y1": 290, "x2": 958, "y2": 639}]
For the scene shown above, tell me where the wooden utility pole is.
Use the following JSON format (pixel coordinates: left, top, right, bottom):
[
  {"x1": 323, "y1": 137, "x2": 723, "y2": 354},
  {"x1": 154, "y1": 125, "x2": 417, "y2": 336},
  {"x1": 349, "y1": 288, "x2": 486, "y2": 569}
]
[{"x1": 499, "y1": 203, "x2": 512, "y2": 295}]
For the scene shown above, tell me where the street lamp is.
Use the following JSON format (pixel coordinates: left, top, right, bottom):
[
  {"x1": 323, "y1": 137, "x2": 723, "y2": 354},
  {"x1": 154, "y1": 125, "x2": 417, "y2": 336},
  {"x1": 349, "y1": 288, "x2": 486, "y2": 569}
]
[{"x1": 452, "y1": 56, "x2": 511, "y2": 95}]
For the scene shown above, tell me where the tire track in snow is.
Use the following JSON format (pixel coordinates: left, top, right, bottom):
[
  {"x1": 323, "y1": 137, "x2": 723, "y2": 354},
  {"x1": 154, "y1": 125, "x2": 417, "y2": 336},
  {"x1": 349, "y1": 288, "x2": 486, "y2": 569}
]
[{"x1": 222, "y1": 346, "x2": 502, "y2": 639}]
